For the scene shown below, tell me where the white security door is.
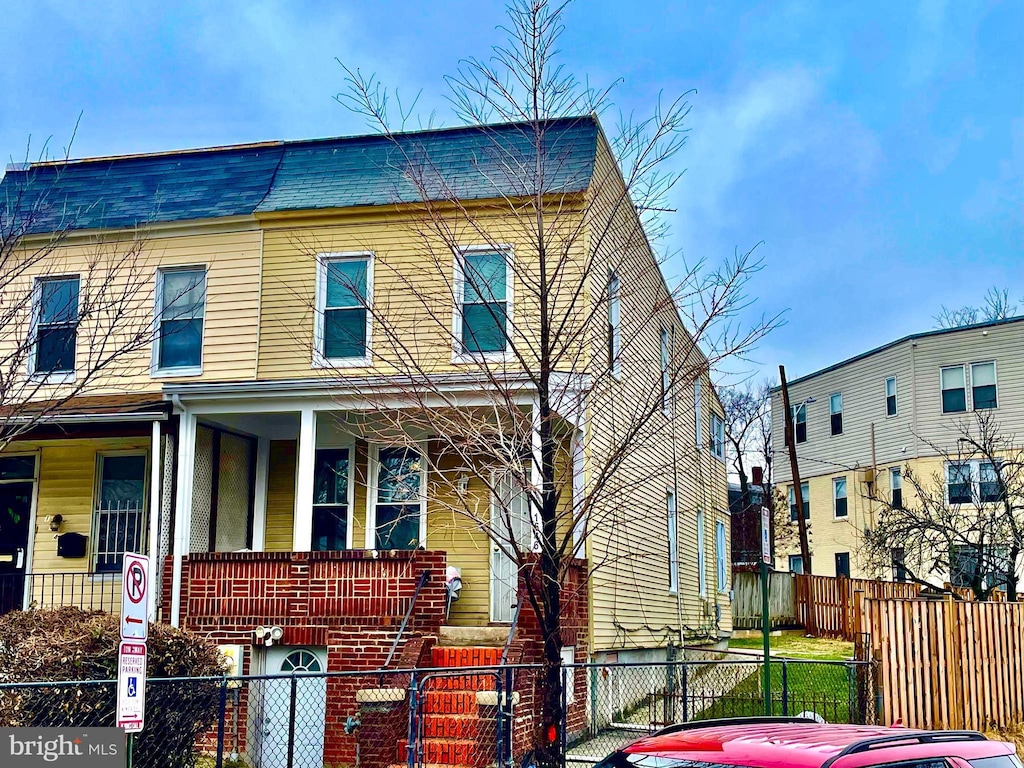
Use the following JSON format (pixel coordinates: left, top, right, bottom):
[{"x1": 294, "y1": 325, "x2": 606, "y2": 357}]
[
  {"x1": 490, "y1": 476, "x2": 531, "y2": 623},
  {"x1": 259, "y1": 647, "x2": 327, "y2": 768}
]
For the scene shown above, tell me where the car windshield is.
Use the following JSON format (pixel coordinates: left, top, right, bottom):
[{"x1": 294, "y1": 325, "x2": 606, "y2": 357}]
[{"x1": 970, "y1": 758, "x2": 1024, "y2": 768}]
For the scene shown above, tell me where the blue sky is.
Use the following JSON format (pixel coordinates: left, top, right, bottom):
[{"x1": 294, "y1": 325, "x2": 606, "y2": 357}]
[{"x1": 2, "y1": 0, "x2": 1021, "y2": 383}]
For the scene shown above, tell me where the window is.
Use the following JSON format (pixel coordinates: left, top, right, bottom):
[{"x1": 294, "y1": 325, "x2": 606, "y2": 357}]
[
  {"x1": 716, "y1": 520, "x2": 727, "y2": 592},
  {"x1": 94, "y1": 454, "x2": 147, "y2": 572},
  {"x1": 788, "y1": 483, "x2": 810, "y2": 521},
  {"x1": 789, "y1": 555, "x2": 804, "y2": 574},
  {"x1": 696, "y1": 509, "x2": 706, "y2": 598},
  {"x1": 312, "y1": 448, "x2": 350, "y2": 551},
  {"x1": 607, "y1": 271, "x2": 620, "y2": 376},
  {"x1": 950, "y1": 544, "x2": 1011, "y2": 590},
  {"x1": 833, "y1": 477, "x2": 848, "y2": 518},
  {"x1": 458, "y1": 249, "x2": 509, "y2": 355},
  {"x1": 33, "y1": 276, "x2": 79, "y2": 375},
  {"x1": 885, "y1": 376, "x2": 897, "y2": 417},
  {"x1": 373, "y1": 447, "x2": 423, "y2": 550},
  {"x1": 892, "y1": 547, "x2": 908, "y2": 582},
  {"x1": 947, "y1": 462, "x2": 972, "y2": 504},
  {"x1": 979, "y1": 461, "x2": 1003, "y2": 503},
  {"x1": 941, "y1": 365, "x2": 966, "y2": 413},
  {"x1": 155, "y1": 268, "x2": 206, "y2": 371},
  {"x1": 710, "y1": 413, "x2": 725, "y2": 460},
  {"x1": 829, "y1": 393, "x2": 843, "y2": 436},
  {"x1": 790, "y1": 403, "x2": 807, "y2": 444},
  {"x1": 835, "y1": 551, "x2": 851, "y2": 578},
  {"x1": 694, "y1": 380, "x2": 703, "y2": 449},
  {"x1": 971, "y1": 362, "x2": 997, "y2": 410},
  {"x1": 666, "y1": 491, "x2": 678, "y2": 594},
  {"x1": 317, "y1": 254, "x2": 370, "y2": 361},
  {"x1": 660, "y1": 327, "x2": 671, "y2": 412},
  {"x1": 890, "y1": 467, "x2": 903, "y2": 509}
]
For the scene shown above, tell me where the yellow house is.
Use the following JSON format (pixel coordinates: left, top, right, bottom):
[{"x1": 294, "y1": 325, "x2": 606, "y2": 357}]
[{"x1": 0, "y1": 117, "x2": 730, "y2": 682}]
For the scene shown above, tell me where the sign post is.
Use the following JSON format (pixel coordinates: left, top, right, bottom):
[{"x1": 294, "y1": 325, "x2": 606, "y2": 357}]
[
  {"x1": 118, "y1": 553, "x2": 149, "y2": 757},
  {"x1": 760, "y1": 506, "x2": 772, "y2": 715}
]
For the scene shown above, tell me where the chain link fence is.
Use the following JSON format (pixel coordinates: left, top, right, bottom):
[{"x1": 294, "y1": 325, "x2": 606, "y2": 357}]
[{"x1": 0, "y1": 658, "x2": 873, "y2": 768}]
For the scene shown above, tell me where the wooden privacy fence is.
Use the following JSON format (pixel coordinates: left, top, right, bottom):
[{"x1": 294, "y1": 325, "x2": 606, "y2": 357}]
[
  {"x1": 731, "y1": 571, "x2": 797, "y2": 629},
  {"x1": 866, "y1": 597, "x2": 1024, "y2": 731},
  {"x1": 794, "y1": 574, "x2": 920, "y2": 641}
]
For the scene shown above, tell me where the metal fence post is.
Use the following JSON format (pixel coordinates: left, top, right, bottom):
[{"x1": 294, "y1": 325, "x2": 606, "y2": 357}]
[
  {"x1": 846, "y1": 663, "x2": 856, "y2": 724},
  {"x1": 680, "y1": 664, "x2": 689, "y2": 723},
  {"x1": 215, "y1": 676, "x2": 227, "y2": 768},
  {"x1": 407, "y1": 672, "x2": 419, "y2": 768},
  {"x1": 286, "y1": 674, "x2": 297, "y2": 768},
  {"x1": 781, "y1": 661, "x2": 788, "y2": 716},
  {"x1": 496, "y1": 670, "x2": 505, "y2": 768},
  {"x1": 561, "y1": 666, "x2": 568, "y2": 767},
  {"x1": 505, "y1": 666, "x2": 515, "y2": 768}
]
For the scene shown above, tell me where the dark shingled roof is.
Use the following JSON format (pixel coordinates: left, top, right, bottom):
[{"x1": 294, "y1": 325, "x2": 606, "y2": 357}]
[{"x1": 1, "y1": 117, "x2": 599, "y2": 235}]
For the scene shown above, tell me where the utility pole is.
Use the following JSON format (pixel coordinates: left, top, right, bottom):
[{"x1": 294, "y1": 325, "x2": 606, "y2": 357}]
[{"x1": 779, "y1": 365, "x2": 812, "y2": 574}]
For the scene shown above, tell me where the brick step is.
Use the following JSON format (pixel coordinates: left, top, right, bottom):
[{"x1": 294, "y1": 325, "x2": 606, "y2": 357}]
[
  {"x1": 422, "y1": 713, "x2": 486, "y2": 740},
  {"x1": 432, "y1": 646, "x2": 503, "y2": 668},
  {"x1": 398, "y1": 738, "x2": 492, "y2": 767},
  {"x1": 422, "y1": 690, "x2": 478, "y2": 715},
  {"x1": 425, "y1": 673, "x2": 498, "y2": 691}
]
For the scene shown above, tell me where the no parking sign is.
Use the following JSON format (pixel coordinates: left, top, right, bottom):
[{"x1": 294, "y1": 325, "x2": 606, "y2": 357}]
[{"x1": 119, "y1": 554, "x2": 149, "y2": 734}]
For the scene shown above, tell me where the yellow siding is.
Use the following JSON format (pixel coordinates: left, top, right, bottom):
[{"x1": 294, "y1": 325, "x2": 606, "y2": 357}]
[{"x1": 264, "y1": 440, "x2": 297, "y2": 552}]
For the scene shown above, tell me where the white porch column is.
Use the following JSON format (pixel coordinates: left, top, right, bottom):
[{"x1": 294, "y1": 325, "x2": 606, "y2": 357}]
[
  {"x1": 571, "y1": 427, "x2": 586, "y2": 559},
  {"x1": 170, "y1": 409, "x2": 197, "y2": 628},
  {"x1": 530, "y1": 397, "x2": 543, "y2": 553},
  {"x1": 293, "y1": 407, "x2": 316, "y2": 551},
  {"x1": 251, "y1": 437, "x2": 270, "y2": 552},
  {"x1": 147, "y1": 420, "x2": 162, "y2": 621}
]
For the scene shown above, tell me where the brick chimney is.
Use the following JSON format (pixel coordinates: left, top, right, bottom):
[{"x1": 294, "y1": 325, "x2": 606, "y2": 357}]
[{"x1": 751, "y1": 466, "x2": 764, "y2": 485}]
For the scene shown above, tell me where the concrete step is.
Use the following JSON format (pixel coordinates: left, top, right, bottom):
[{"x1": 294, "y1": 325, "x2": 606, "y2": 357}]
[{"x1": 437, "y1": 625, "x2": 509, "y2": 647}]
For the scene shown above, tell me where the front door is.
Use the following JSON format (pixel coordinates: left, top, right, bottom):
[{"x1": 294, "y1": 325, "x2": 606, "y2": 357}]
[
  {"x1": 490, "y1": 476, "x2": 531, "y2": 623},
  {"x1": 0, "y1": 479, "x2": 33, "y2": 616},
  {"x1": 258, "y1": 647, "x2": 327, "y2": 768}
]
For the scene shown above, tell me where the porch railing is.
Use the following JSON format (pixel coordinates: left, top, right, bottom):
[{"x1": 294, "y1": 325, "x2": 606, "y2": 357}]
[{"x1": 0, "y1": 572, "x2": 122, "y2": 616}]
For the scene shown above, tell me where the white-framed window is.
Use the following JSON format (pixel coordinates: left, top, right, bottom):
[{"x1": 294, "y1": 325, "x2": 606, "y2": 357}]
[
  {"x1": 940, "y1": 365, "x2": 966, "y2": 413},
  {"x1": 367, "y1": 445, "x2": 426, "y2": 549},
  {"x1": 829, "y1": 392, "x2": 843, "y2": 436},
  {"x1": 660, "y1": 327, "x2": 672, "y2": 413},
  {"x1": 833, "y1": 477, "x2": 848, "y2": 518},
  {"x1": 971, "y1": 361, "x2": 997, "y2": 410},
  {"x1": 607, "y1": 271, "x2": 621, "y2": 376},
  {"x1": 454, "y1": 247, "x2": 512, "y2": 358},
  {"x1": 835, "y1": 551, "x2": 851, "y2": 578},
  {"x1": 788, "y1": 483, "x2": 810, "y2": 521},
  {"x1": 710, "y1": 413, "x2": 725, "y2": 460},
  {"x1": 93, "y1": 452, "x2": 148, "y2": 573},
  {"x1": 315, "y1": 252, "x2": 372, "y2": 365},
  {"x1": 694, "y1": 379, "x2": 703, "y2": 449},
  {"x1": 30, "y1": 275, "x2": 80, "y2": 380},
  {"x1": 153, "y1": 267, "x2": 206, "y2": 374},
  {"x1": 885, "y1": 376, "x2": 897, "y2": 417},
  {"x1": 696, "y1": 508, "x2": 706, "y2": 598},
  {"x1": 947, "y1": 460, "x2": 1004, "y2": 505},
  {"x1": 715, "y1": 519, "x2": 727, "y2": 592},
  {"x1": 312, "y1": 447, "x2": 353, "y2": 551},
  {"x1": 667, "y1": 490, "x2": 678, "y2": 594},
  {"x1": 788, "y1": 554, "x2": 804, "y2": 574},
  {"x1": 790, "y1": 403, "x2": 807, "y2": 444},
  {"x1": 890, "y1": 467, "x2": 903, "y2": 509}
]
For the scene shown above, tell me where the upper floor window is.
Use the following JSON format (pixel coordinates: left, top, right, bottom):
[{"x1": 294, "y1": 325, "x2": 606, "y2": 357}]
[
  {"x1": 666, "y1": 490, "x2": 678, "y2": 594},
  {"x1": 696, "y1": 508, "x2": 706, "y2": 598},
  {"x1": 155, "y1": 267, "x2": 206, "y2": 372},
  {"x1": 317, "y1": 253, "x2": 371, "y2": 362},
  {"x1": 790, "y1": 403, "x2": 807, "y2": 444},
  {"x1": 979, "y1": 461, "x2": 1003, "y2": 503},
  {"x1": 33, "y1": 276, "x2": 79, "y2": 376},
  {"x1": 715, "y1": 519, "x2": 728, "y2": 592},
  {"x1": 660, "y1": 327, "x2": 671, "y2": 413},
  {"x1": 947, "y1": 461, "x2": 972, "y2": 504},
  {"x1": 829, "y1": 392, "x2": 843, "y2": 436},
  {"x1": 971, "y1": 361, "x2": 997, "y2": 410},
  {"x1": 885, "y1": 376, "x2": 897, "y2": 417},
  {"x1": 948, "y1": 460, "x2": 1003, "y2": 505},
  {"x1": 607, "y1": 271, "x2": 621, "y2": 376},
  {"x1": 940, "y1": 365, "x2": 966, "y2": 413},
  {"x1": 890, "y1": 467, "x2": 903, "y2": 509},
  {"x1": 457, "y1": 249, "x2": 510, "y2": 355},
  {"x1": 710, "y1": 413, "x2": 725, "y2": 460},
  {"x1": 694, "y1": 379, "x2": 703, "y2": 449},
  {"x1": 833, "y1": 477, "x2": 848, "y2": 518},
  {"x1": 789, "y1": 482, "x2": 810, "y2": 521}
]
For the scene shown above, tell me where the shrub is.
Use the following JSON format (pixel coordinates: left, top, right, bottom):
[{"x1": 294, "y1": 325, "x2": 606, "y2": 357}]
[{"x1": 0, "y1": 607, "x2": 225, "y2": 768}]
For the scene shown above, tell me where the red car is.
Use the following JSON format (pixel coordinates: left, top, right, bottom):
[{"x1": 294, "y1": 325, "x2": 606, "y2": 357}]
[{"x1": 595, "y1": 717, "x2": 1020, "y2": 768}]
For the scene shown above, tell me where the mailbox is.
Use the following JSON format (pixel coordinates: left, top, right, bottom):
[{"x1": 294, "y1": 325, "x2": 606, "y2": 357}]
[{"x1": 57, "y1": 532, "x2": 87, "y2": 558}]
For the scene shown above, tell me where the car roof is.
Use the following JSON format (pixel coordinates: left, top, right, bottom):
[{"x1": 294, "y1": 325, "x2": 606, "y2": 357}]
[{"x1": 622, "y1": 721, "x2": 1014, "y2": 768}]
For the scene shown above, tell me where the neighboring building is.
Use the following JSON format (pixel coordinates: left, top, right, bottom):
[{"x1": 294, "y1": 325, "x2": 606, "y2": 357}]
[
  {"x1": 729, "y1": 467, "x2": 767, "y2": 568},
  {"x1": 0, "y1": 117, "x2": 729, "y2": 761},
  {"x1": 771, "y1": 316, "x2": 1024, "y2": 581}
]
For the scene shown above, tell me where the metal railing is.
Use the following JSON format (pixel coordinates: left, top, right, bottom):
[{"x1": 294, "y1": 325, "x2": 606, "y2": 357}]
[{"x1": 0, "y1": 572, "x2": 122, "y2": 615}]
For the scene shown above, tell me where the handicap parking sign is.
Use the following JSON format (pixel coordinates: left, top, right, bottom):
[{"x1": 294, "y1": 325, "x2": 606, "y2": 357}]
[{"x1": 127, "y1": 677, "x2": 137, "y2": 697}]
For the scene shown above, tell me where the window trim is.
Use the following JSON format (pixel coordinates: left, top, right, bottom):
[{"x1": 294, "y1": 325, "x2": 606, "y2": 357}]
[
  {"x1": 667, "y1": 489, "x2": 678, "y2": 595},
  {"x1": 710, "y1": 412, "x2": 725, "y2": 461},
  {"x1": 946, "y1": 459, "x2": 1004, "y2": 505},
  {"x1": 313, "y1": 251, "x2": 374, "y2": 368},
  {"x1": 885, "y1": 375, "x2": 898, "y2": 417},
  {"x1": 696, "y1": 508, "x2": 706, "y2": 598},
  {"x1": 790, "y1": 403, "x2": 807, "y2": 444},
  {"x1": 829, "y1": 392, "x2": 843, "y2": 436},
  {"x1": 27, "y1": 275, "x2": 80, "y2": 384},
  {"x1": 940, "y1": 364, "x2": 967, "y2": 414},
  {"x1": 833, "y1": 476, "x2": 848, "y2": 519},
  {"x1": 151, "y1": 265, "x2": 207, "y2": 378},
  {"x1": 452, "y1": 245, "x2": 515, "y2": 364},
  {"x1": 311, "y1": 442, "x2": 356, "y2": 551},
  {"x1": 364, "y1": 442, "x2": 428, "y2": 550},
  {"x1": 91, "y1": 450, "x2": 149, "y2": 573},
  {"x1": 834, "y1": 551, "x2": 851, "y2": 579},
  {"x1": 789, "y1": 554, "x2": 804, "y2": 574},
  {"x1": 970, "y1": 360, "x2": 998, "y2": 411},
  {"x1": 890, "y1": 466, "x2": 903, "y2": 509},
  {"x1": 606, "y1": 270, "x2": 621, "y2": 378},
  {"x1": 789, "y1": 482, "x2": 810, "y2": 522},
  {"x1": 694, "y1": 379, "x2": 703, "y2": 449},
  {"x1": 715, "y1": 518, "x2": 728, "y2": 593}
]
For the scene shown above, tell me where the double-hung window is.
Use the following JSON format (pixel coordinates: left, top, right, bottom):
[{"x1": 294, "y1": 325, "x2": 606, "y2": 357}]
[
  {"x1": 666, "y1": 490, "x2": 678, "y2": 594},
  {"x1": 458, "y1": 249, "x2": 509, "y2": 355},
  {"x1": 946, "y1": 460, "x2": 1003, "y2": 505},
  {"x1": 788, "y1": 555, "x2": 804, "y2": 574},
  {"x1": 696, "y1": 508, "x2": 706, "y2": 598},
  {"x1": 890, "y1": 467, "x2": 903, "y2": 509},
  {"x1": 947, "y1": 462, "x2": 973, "y2": 504},
  {"x1": 155, "y1": 267, "x2": 206, "y2": 372},
  {"x1": 829, "y1": 393, "x2": 843, "y2": 436},
  {"x1": 979, "y1": 461, "x2": 1003, "y2": 503},
  {"x1": 885, "y1": 376, "x2": 897, "y2": 416},
  {"x1": 312, "y1": 448, "x2": 350, "y2": 551},
  {"x1": 971, "y1": 362, "x2": 997, "y2": 410},
  {"x1": 94, "y1": 453, "x2": 147, "y2": 572},
  {"x1": 715, "y1": 519, "x2": 727, "y2": 592},
  {"x1": 607, "y1": 271, "x2": 621, "y2": 376},
  {"x1": 710, "y1": 413, "x2": 725, "y2": 460},
  {"x1": 373, "y1": 447, "x2": 424, "y2": 550},
  {"x1": 833, "y1": 477, "x2": 848, "y2": 518},
  {"x1": 941, "y1": 365, "x2": 966, "y2": 413},
  {"x1": 33, "y1": 276, "x2": 80, "y2": 376},
  {"x1": 789, "y1": 482, "x2": 810, "y2": 521},
  {"x1": 791, "y1": 403, "x2": 807, "y2": 444},
  {"x1": 318, "y1": 254, "x2": 371, "y2": 362}
]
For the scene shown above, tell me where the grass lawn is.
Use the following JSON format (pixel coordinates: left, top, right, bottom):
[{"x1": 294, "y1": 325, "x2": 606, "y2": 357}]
[{"x1": 728, "y1": 634, "x2": 854, "y2": 661}]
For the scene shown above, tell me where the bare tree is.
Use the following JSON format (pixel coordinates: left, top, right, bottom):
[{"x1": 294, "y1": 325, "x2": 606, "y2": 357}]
[
  {"x1": 318, "y1": 2, "x2": 780, "y2": 762},
  {"x1": 934, "y1": 286, "x2": 1019, "y2": 330},
  {"x1": 0, "y1": 142, "x2": 157, "y2": 450},
  {"x1": 863, "y1": 412, "x2": 1024, "y2": 601}
]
